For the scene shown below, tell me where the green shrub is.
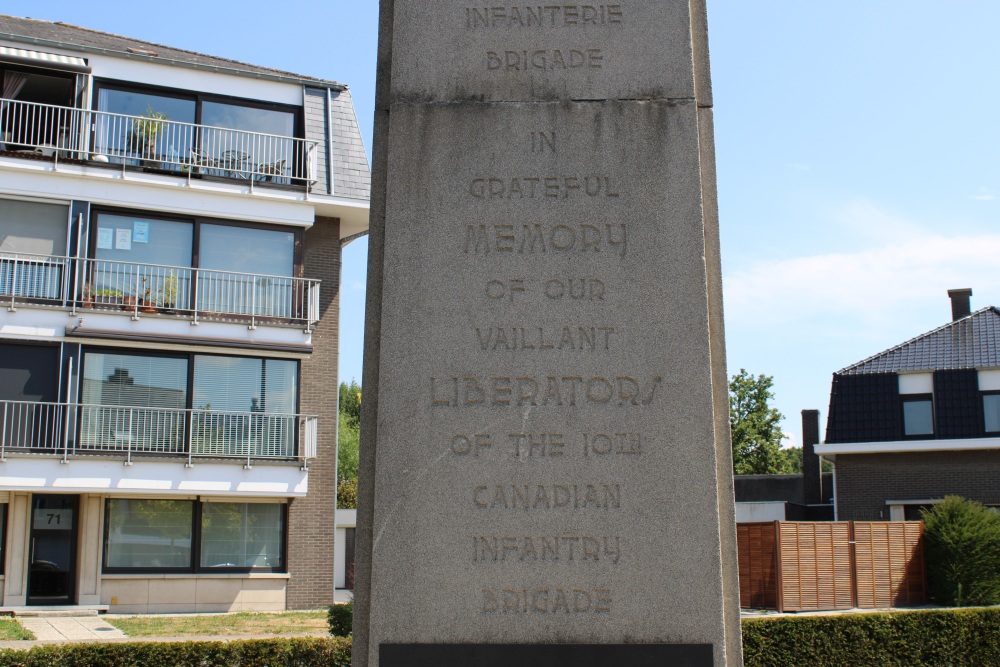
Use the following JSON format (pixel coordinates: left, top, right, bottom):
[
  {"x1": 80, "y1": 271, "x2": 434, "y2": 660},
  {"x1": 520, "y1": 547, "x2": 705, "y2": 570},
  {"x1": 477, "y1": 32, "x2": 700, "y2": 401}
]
[
  {"x1": 338, "y1": 478, "x2": 358, "y2": 509},
  {"x1": 338, "y1": 411, "x2": 360, "y2": 483},
  {"x1": 0, "y1": 637, "x2": 351, "y2": 666},
  {"x1": 741, "y1": 607, "x2": 1000, "y2": 667},
  {"x1": 328, "y1": 600, "x2": 354, "y2": 636},
  {"x1": 923, "y1": 495, "x2": 1000, "y2": 606}
]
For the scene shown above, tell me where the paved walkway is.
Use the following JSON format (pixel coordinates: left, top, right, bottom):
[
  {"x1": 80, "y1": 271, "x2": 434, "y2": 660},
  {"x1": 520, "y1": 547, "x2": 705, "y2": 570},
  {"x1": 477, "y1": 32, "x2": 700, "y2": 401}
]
[{"x1": 17, "y1": 615, "x2": 126, "y2": 642}]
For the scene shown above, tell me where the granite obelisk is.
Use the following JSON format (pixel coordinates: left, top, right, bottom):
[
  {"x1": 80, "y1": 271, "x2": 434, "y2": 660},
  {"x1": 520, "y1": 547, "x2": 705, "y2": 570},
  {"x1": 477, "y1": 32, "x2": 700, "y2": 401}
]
[{"x1": 354, "y1": 2, "x2": 742, "y2": 664}]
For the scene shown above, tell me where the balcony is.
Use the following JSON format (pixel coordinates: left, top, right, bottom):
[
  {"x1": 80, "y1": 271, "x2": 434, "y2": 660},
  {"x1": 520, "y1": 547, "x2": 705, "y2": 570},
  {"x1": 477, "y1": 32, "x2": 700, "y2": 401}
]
[
  {"x1": 0, "y1": 400, "x2": 318, "y2": 466},
  {"x1": 0, "y1": 252, "x2": 320, "y2": 330},
  {"x1": 0, "y1": 98, "x2": 318, "y2": 189}
]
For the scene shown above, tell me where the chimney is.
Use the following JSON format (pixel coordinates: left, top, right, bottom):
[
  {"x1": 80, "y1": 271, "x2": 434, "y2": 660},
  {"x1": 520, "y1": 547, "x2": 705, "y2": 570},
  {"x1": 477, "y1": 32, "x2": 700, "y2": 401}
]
[
  {"x1": 948, "y1": 288, "x2": 972, "y2": 321},
  {"x1": 801, "y1": 409, "x2": 821, "y2": 505}
]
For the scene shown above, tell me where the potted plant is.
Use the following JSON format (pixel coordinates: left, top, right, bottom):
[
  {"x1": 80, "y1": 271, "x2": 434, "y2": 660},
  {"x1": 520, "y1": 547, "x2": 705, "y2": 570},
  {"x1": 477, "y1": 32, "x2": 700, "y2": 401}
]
[
  {"x1": 158, "y1": 270, "x2": 179, "y2": 313},
  {"x1": 129, "y1": 106, "x2": 169, "y2": 167},
  {"x1": 138, "y1": 276, "x2": 158, "y2": 314},
  {"x1": 81, "y1": 283, "x2": 94, "y2": 308},
  {"x1": 92, "y1": 287, "x2": 124, "y2": 306}
]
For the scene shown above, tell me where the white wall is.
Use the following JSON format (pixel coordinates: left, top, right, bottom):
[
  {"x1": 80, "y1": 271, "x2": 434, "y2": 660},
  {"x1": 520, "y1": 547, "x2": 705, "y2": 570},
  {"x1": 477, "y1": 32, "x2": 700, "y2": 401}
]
[{"x1": 735, "y1": 501, "x2": 786, "y2": 523}]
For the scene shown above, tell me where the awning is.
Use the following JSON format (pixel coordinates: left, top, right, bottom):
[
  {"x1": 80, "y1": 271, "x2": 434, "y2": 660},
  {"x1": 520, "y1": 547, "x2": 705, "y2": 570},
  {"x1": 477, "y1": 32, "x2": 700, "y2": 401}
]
[{"x1": 0, "y1": 45, "x2": 90, "y2": 74}]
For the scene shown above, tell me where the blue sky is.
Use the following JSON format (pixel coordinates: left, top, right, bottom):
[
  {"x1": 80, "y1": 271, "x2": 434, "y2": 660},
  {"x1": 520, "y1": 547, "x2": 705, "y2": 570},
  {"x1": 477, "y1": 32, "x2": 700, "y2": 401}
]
[{"x1": 5, "y1": 1, "x2": 999, "y2": 446}]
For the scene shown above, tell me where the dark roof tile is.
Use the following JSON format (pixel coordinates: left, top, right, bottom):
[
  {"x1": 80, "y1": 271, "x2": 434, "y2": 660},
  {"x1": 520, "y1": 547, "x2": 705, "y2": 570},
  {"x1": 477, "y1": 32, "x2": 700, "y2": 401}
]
[{"x1": 840, "y1": 306, "x2": 1000, "y2": 374}]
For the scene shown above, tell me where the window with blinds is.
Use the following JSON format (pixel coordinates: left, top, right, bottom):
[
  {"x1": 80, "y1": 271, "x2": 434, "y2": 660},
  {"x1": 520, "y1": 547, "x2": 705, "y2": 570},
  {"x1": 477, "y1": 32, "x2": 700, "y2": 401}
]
[
  {"x1": 80, "y1": 352, "x2": 188, "y2": 453},
  {"x1": 0, "y1": 198, "x2": 69, "y2": 299},
  {"x1": 192, "y1": 357, "x2": 297, "y2": 457}
]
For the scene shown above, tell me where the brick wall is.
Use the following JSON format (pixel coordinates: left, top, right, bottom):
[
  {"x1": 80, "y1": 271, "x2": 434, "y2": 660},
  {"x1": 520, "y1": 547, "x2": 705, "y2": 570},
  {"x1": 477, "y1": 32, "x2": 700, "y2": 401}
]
[
  {"x1": 287, "y1": 216, "x2": 341, "y2": 608},
  {"x1": 836, "y1": 450, "x2": 1000, "y2": 521}
]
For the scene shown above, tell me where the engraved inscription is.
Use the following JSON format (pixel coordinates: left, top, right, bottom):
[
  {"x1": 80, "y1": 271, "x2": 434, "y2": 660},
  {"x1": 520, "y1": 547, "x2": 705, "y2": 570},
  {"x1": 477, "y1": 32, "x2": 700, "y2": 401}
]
[
  {"x1": 531, "y1": 131, "x2": 556, "y2": 153},
  {"x1": 583, "y1": 431, "x2": 642, "y2": 456},
  {"x1": 474, "y1": 535, "x2": 621, "y2": 563},
  {"x1": 469, "y1": 176, "x2": 619, "y2": 199},
  {"x1": 464, "y1": 223, "x2": 627, "y2": 256},
  {"x1": 475, "y1": 326, "x2": 616, "y2": 351},
  {"x1": 449, "y1": 431, "x2": 643, "y2": 458},
  {"x1": 481, "y1": 587, "x2": 613, "y2": 614},
  {"x1": 510, "y1": 432, "x2": 564, "y2": 456},
  {"x1": 484, "y1": 277, "x2": 605, "y2": 301},
  {"x1": 474, "y1": 482, "x2": 621, "y2": 509},
  {"x1": 430, "y1": 375, "x2": 663, "y2": 407},
  {"x1": 487, "y1": 49, "x2": 603, "y2": 72},
  {"x1": 451, "y1": 433, "x2": 494, "y2": 455},
  {"x1": 466, "y1": 5, "x2": 624, "y2": 29}
]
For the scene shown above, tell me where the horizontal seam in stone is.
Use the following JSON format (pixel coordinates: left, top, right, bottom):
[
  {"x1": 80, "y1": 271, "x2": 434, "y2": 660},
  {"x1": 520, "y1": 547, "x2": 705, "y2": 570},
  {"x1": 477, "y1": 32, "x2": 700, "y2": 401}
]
[{"x1": 387, "y1": 96, "x2": 698, "y2": 107}]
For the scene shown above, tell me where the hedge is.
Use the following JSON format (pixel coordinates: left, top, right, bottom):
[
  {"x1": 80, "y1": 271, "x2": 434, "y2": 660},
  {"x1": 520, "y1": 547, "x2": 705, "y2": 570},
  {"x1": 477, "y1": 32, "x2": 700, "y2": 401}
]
[
  {"x1": 1, "y1": 608, "x2": 998, "y2": 666},
  {"x1": 0, "y1": 637, "x2": 352, "y2": 667},
  {"x1": 742, "y1": 607, "x2": 1000, "y2": 667}
]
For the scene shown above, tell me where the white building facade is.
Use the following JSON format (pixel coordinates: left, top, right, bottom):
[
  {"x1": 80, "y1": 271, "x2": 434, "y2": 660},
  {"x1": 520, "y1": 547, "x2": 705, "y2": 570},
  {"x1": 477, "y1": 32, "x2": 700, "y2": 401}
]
[{"x1": 0, "y1": 16, "x2": 369, "y2": 611}]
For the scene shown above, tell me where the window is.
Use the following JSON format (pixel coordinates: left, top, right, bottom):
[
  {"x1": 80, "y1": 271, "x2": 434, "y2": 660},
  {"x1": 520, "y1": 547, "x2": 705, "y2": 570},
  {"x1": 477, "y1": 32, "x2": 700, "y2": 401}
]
[
  {"x1": 78, "y1": 348, "x2": 299, "y2": 457},
  {"x1": 192, "y1": 356, "x2": 298, "y2": 456},
  {"x1": 901, "y1": 395, "x2": 934, "y2": 437},
  {"x1": 200, "y1": 502, "x2": 284, "y2": 569},
  {"x1": 93, "y1": 82, "x2": 301, "y2": 180},
  {"x1": 0, "y1": 343, "x2": 60, "y2": 451},
  {"x1": 104, "y1": 499, "x2": 192, "y2": 570},
  {"x1": 88, "y1": 209, "x2": 301, "y2": 318},
  {"x1": 1, "y1": 198, "x2": 69, "y2": 300},
  {"x1": 984, "y1": 393, "x2": 1000, "y2": 433},
  {"x1": 103, "y1": 499, "x2": 285, "y2": 573},
  {"x1": 79, "y1": 351, "x2": 188, "y2": 453},
  {"x1": 198, "y1": 224, "x2": 296, "y2": 317},
  {"x1": 89, "y1": 212, "x2": 193, "y2": 309}
]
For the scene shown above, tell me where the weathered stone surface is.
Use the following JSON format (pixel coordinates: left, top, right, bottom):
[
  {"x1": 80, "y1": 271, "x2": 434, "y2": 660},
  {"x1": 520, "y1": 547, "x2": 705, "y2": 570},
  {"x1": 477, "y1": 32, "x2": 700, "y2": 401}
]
[{"x1": 355, "y1": 1, "x2": 741, "y2": 665}]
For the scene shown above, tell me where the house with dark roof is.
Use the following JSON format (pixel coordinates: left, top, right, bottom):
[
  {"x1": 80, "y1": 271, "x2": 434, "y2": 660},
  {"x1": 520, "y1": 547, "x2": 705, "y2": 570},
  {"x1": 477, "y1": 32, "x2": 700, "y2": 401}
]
[
  {"x1": 0, "y1": 15, "x2": 369, "y2": 612},
  {"x1": 815, "y1": 289, "x2": 1000, "y2": 521}
]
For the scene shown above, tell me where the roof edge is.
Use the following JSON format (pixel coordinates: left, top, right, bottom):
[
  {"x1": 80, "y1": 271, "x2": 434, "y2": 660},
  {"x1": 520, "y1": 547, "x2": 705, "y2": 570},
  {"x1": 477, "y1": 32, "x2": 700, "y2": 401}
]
[
  {"x1": 0, "y1": 29, "x2": 346, "y2": 92},
  {"x1": 837, "y1": 305, "x2": 1000, "y2": 374}
]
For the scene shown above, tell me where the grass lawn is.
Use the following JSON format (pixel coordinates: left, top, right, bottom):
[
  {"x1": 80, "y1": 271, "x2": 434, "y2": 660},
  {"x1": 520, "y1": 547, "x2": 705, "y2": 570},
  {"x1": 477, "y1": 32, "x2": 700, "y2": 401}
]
[
  {"x1": 106, "y1": 611, "x2": 328, "y2": 638},
  {"x1": 0, "y1": 618, "x2": 34, "y2": 640}
]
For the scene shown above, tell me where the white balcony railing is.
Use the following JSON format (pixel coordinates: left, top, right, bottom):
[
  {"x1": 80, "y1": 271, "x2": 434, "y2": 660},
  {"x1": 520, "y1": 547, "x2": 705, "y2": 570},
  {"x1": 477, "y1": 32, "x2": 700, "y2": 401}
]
[
  {"x1": 0, "y1": 400, "x2": 318, "y2": 466},
  {"x1": 0, "y1": 98, "x2": 318, "y2": 188},
  {"x1": 0, "y1": 252, "x2": 320, "y2": 330}
]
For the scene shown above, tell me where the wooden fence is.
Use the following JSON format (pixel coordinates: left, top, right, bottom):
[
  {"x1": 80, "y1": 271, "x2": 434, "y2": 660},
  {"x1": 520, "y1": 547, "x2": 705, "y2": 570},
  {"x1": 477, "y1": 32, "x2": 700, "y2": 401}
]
[{"x1": 736, "y1": 521, "x2": 926, "y2": 612}]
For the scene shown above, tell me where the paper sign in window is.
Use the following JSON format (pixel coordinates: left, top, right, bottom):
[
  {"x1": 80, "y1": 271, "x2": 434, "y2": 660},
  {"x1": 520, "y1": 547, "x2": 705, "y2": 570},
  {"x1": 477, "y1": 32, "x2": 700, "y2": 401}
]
[
  {"x1": 97, "y1": 228, "x2": 113, "y2": 250},
  {"x1": 133, "y1": 221, "x2": 149, "y2": 243},
  {"x1": 115, "y1": 228, "x2": 132, "y2": 251}
]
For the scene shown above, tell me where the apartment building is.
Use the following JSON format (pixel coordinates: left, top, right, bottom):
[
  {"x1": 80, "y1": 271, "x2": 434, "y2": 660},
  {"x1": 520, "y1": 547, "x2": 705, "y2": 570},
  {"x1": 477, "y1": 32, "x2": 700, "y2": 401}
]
[{"x1": 0, "y1": 16, "x2": 370, "y2": 611}]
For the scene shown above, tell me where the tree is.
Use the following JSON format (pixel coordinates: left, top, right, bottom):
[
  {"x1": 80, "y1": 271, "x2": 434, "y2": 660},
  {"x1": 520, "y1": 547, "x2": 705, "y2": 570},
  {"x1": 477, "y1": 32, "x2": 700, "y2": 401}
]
[
  {"x1": 338, "y1": 379, "x2": 362, "y2": 429},
  {"x1": 337, "y1": 380, "x2": 361, "y2": 484},
  {"x1": 729, "y1": 369, "x2": 790, "y2": 474}
]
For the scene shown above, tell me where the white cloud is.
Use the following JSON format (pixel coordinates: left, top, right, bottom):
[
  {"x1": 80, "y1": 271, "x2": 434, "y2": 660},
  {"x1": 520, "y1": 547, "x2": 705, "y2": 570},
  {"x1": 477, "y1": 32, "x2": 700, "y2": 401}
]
[
  {"x1": 972, "y1": 187, "x2": 995, "y2": 201},
  {"x1": 725, "y1": 211, "x2": 1000, "y2": 330}
]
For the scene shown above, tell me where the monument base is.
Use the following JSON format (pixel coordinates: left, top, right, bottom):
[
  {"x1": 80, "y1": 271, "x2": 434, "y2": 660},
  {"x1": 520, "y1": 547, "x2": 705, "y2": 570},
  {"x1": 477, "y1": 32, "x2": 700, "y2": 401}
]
[{"x1": 380, "y1": 643, "x2": 713, "y2": 667}]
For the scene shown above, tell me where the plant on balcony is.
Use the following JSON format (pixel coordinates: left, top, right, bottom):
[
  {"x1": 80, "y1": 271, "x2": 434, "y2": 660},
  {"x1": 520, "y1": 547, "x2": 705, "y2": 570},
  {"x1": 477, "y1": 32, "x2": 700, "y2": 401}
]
[
  {"x1": 91, "y1": 287, "x2": 124, "y2": 306},
  {"x1": 158, "y1": 270, "x2": 179, "y2": 312},
  {"x1": 128, "y1": 106, "x2": 169, "y2": 165},
  {"x1": 138, "y1": 276, "x2": 158, "y2": 313}
]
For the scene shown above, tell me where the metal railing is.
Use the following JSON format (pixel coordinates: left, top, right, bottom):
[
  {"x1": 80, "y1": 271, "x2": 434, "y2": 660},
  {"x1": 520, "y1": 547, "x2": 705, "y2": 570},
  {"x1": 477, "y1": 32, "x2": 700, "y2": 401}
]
[
  {"x1": 0, "y1": 252, "x2": 69, "y2": 304},
  {"x1": 0, "y1": 252, "x2": 320, "y2": 329},
  {"x1": 0, "y1": 400, "x2": 318, "y2": 465},
  {"x1": 0, "y1": 98, "x2": 318, "y2": 188}
]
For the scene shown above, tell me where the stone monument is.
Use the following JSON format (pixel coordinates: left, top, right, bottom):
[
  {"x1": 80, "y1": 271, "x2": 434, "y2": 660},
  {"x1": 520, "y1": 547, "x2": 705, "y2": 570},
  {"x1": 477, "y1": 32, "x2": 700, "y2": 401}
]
[{"x1": 354, "y1": 1, "x2": 742, "y2": 665}]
